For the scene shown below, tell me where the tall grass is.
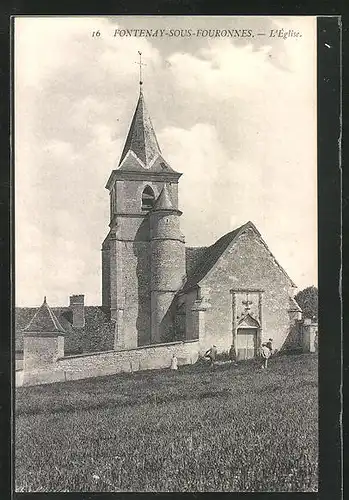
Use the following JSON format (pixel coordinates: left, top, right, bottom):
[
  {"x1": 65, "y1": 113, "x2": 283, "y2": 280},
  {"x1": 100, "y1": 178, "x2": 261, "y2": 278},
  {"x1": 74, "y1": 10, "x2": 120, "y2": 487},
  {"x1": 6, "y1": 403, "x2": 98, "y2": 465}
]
[{"x1": 15, "y1": 353, "x2": 318, "y2": 492}]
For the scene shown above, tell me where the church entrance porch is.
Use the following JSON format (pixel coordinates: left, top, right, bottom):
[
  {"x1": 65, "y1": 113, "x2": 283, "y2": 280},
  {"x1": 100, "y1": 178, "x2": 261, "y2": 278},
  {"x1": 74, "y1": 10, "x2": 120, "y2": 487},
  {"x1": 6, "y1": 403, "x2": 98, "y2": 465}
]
[{"x1": 236, "y1": 327, "x2": 258, "y2": 360}]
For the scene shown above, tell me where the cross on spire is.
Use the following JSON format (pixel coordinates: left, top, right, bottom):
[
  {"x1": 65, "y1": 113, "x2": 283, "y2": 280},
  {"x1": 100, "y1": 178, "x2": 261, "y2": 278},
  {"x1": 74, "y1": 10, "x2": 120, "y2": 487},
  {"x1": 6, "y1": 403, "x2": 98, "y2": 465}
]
[{"x1": 135, "y1": 51, "x2": 146, "y2": 89}]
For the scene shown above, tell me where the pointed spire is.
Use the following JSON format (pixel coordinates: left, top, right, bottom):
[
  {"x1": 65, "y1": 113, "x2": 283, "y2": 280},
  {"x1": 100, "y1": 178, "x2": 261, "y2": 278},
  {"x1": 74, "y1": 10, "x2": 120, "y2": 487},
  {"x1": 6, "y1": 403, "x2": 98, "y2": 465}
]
[
  {"x1": 112, "y1": 54, "x2": 180, "y2": 176},
  {"x1": 153, "y1": 183, "x2": 175, "y2": 211},
  {"x1": 119, "y1": 89, "x2": 162, "y2": 168},
  {"x1": 23, "y1": 297, "x2": 66, "y2": 334}
]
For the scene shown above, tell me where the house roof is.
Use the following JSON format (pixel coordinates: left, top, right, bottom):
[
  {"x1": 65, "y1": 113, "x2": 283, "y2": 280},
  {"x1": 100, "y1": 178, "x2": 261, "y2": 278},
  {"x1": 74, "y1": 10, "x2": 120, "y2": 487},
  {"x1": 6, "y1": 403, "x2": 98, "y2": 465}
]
[
  {"x1": 181, "y1": 221, "x2": 296, "y2": 292},
  {"x1": 185, "y1": 246, "x2": 208, "y2": 278},
  {"x1": 16, "y1": 305, "x2": 114, "y2": 353},
  {"x1": 23, "y1": 297, "x2": 66, "y2": 334},
  {"x1": 182, "y1": 224, "x2": 246, "y2": 292}
]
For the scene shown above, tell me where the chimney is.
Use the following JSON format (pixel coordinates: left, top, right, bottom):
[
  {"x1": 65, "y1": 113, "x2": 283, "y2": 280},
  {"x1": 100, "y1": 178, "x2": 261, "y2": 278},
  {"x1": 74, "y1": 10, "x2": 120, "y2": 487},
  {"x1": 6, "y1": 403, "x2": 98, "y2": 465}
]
[{"x1": 69, "y1": 294, "x2": 85, "y2": 327}]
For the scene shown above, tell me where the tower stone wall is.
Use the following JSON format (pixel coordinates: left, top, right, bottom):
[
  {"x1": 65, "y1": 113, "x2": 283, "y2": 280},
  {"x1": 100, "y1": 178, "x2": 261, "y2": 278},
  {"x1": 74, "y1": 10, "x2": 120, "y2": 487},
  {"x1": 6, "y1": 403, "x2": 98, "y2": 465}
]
[{"x1": 150, "y1": 187, "x2": 186, "y2": 343}]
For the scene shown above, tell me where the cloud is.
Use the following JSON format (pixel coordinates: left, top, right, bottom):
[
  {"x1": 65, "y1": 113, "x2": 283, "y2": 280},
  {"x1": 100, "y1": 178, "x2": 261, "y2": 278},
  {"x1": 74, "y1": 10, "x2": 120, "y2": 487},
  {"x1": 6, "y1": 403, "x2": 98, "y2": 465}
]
[
  {"x1": 159, "y1": 123, "x2": 224, "y2": 232},
  {"x1": 15, "y1": 16, "x2": 317, "y2": 305},
  {"x1": 168, "y1": 42, "x2": 274, "y2": 101}
]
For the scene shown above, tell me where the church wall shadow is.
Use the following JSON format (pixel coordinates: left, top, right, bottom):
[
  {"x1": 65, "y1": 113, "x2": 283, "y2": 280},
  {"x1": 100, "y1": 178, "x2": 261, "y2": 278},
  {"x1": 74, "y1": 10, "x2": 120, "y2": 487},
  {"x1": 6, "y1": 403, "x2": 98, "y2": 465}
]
[
  {"x1": 279, "y1": 320, "x2": 303, "y2": 353},
  {"x1": 133, "y1": 217, "x2": 151, "y2": 346}
]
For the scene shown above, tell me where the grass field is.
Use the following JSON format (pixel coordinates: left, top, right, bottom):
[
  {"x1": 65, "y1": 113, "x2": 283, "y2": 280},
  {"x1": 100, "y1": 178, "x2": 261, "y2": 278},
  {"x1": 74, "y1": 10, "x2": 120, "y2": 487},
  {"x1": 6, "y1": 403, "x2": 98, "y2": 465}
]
[{"x1": 15, "y1": 353, "x2": 318, "y2": 492}]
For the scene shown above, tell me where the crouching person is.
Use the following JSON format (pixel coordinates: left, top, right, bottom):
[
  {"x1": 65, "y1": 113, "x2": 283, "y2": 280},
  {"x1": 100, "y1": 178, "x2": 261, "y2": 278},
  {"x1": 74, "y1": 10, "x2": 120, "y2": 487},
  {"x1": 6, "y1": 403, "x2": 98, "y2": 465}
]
[{"x1": 204, "y1": 345, "x2": 217, "y2": 368}]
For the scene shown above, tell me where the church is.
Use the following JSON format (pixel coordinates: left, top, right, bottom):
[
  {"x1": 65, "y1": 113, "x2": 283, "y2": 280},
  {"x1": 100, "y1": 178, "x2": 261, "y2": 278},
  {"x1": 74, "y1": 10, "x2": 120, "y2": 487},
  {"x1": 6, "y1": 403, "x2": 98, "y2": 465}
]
[
  {"x1": 16, "y1": 83, "x2": 304, "y2": 375},
  {"x1": 99, "y1": 85, "x2": 303, "y2": 358}
]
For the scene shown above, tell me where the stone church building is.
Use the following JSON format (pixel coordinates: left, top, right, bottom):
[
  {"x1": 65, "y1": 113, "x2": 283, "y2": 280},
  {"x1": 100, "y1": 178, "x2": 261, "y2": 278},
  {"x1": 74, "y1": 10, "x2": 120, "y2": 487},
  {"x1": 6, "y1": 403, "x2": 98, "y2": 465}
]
[{"x1": 16, "y1": 86, "x2": 304, "y2": 372}]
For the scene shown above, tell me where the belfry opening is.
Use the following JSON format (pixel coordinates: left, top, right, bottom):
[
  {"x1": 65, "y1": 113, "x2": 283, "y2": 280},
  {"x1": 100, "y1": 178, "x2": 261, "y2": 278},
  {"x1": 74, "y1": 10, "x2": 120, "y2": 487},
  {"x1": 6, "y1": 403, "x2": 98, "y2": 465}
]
[{"x1": 141, "y1": 186, "x2": 155, "y2": 210}]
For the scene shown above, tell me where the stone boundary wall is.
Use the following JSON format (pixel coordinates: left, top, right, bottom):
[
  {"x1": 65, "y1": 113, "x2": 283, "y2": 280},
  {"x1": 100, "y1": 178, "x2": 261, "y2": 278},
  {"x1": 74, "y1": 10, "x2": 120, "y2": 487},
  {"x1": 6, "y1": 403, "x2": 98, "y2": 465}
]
[{"x1": 22, "y1": 339, "x2": 200, "y2": 386}]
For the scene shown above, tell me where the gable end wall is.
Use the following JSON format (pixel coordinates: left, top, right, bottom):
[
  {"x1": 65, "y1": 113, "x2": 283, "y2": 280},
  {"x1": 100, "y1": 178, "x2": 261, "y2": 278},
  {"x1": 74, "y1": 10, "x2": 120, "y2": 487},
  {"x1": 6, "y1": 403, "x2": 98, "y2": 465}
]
[{"x1": 197, "y1": 229, "x2": 295, "y2": 353}]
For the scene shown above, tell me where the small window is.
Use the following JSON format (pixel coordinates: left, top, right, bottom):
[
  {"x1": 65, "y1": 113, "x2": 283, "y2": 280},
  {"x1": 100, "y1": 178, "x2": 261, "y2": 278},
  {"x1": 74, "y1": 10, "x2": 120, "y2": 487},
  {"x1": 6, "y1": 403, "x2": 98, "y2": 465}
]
[{"x1": 141, "y1": 185, "x2": 155, "y2": 210}]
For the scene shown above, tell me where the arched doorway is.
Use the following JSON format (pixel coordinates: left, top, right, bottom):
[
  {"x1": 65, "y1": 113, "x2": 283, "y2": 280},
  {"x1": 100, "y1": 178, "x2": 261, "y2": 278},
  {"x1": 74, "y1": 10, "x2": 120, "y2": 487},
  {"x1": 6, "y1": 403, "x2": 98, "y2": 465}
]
[
  {"x1": 236, "y1": 314, "x2": 261, "y2": 360},
  {"x1": 236, "y1": 327, "x2": 258, "y2": 360}
]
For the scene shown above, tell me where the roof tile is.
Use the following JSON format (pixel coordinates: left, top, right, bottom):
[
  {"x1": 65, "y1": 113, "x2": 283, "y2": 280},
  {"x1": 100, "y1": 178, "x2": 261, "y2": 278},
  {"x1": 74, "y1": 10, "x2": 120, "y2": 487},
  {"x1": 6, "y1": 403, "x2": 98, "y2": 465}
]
[
  {"x1": 119, "y1": 90, "x2": 161, "y2": 167},
  {"x1": 153, "y1": 183, "x2": 175, "y2": 211}
]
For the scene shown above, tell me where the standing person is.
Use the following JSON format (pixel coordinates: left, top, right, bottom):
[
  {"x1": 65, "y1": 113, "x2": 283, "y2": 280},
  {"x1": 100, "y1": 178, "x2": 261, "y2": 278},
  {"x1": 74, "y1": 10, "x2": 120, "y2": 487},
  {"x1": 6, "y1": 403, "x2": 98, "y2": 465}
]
[
  {"x1": 260, "y1": 338, "x2": 273, "y2": 369},
  {"x1": 229, "y1": 345, "x2": 236, "y2": 363},
  {"x1": 204, "y1": 345, "x2": 217, "y2": 368},
  {"x1": 170, "y1": 354, "x2": 178, "y2": 370}
]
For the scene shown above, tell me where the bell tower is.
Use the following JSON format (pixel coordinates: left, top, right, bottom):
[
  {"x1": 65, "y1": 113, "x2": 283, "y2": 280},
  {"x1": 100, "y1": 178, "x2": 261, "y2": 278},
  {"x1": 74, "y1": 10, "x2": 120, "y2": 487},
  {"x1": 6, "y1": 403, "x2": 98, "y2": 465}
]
[{"x1": 102, "y1": 72, "x2": 183, "y2": 349}]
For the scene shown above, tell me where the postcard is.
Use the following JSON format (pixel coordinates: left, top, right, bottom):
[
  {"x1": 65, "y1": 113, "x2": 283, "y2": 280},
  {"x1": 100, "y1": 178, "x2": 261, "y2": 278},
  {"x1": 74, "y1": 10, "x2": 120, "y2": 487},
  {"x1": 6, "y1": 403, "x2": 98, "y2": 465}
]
[{"x1": 14, "y1": 15, "x2": 319, "y2": 493}]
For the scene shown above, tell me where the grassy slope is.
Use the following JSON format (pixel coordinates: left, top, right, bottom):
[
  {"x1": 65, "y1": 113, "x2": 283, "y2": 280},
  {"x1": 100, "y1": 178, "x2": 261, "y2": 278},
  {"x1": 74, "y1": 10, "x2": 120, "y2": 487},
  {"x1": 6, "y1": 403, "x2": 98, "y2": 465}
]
[{"x1": 15, "y1": 353, "x2": 318, "y2": 492}]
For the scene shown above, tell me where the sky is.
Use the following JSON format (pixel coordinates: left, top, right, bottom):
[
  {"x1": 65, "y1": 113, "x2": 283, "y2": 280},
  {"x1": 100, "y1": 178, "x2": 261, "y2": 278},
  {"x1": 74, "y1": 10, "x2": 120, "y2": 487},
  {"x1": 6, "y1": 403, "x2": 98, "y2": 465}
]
[{"x1": 15, "y1": 16, "x2": 317, "y2": 307}]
